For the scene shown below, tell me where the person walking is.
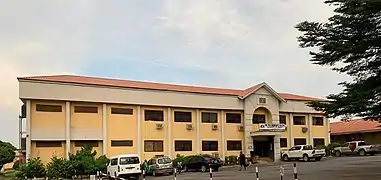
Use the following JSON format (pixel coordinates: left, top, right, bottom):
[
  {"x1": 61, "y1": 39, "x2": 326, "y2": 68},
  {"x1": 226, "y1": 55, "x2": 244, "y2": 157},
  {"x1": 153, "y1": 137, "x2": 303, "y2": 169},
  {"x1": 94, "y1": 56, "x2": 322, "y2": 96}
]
[{"x1": 239, "y1": 151, "x2": 246, "y2": 171}]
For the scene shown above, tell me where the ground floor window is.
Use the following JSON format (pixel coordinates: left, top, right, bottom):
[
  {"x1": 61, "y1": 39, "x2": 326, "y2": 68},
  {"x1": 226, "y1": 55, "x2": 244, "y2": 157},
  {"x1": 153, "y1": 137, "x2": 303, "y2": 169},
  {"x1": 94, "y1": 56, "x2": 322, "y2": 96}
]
[
  {"x1": 35, "y1": 141, "x2": 62, "y2": 147},
  {"x1": 144, "y1": 140, "x2": 164, "y2": 152},
  {"x1": 202, "y1": 141, "x2": 218, "y2": 151},
  {"x1": 294, "y1": 138, "x2": 306, "y2": 146},
  {"x1": 174, "y1": 140, "x2": 192, "y2": 151},
  {"x1": 74, "y1": 140, "x2": 99, "y2": 147},
  {"x1": 280, "y1": 138, "x2": 288, "y2": 148},
  {"x1": 227, "y1": 140, "x2": 242, "y2": 151},
  {"x1": 313, "y1": 138, "x2": 325, "y2": 147},
  {"x1": 111, "y1": 140, "x2": 133, "y2": 147}
]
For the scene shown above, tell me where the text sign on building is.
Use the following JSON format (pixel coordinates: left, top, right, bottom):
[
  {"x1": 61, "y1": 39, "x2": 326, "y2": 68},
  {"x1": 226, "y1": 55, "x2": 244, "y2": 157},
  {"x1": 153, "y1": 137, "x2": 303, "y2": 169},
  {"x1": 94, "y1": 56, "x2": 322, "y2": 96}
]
[{"x1": 259, "y1": 123, "x2": 286, "y2": 132}]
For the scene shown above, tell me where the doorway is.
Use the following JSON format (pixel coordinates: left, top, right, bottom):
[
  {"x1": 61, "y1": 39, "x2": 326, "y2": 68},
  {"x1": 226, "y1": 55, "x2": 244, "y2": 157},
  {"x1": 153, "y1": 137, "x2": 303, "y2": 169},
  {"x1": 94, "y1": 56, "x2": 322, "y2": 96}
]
[{"x1": 252, "y1": 136, "x2": 274, "y2": 159}]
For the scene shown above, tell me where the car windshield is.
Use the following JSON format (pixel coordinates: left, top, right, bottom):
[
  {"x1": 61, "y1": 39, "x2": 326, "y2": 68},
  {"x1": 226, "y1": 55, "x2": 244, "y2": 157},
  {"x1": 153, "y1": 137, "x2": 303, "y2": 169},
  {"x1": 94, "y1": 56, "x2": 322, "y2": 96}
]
[
  {"x1": 119, "y1": 157, "x2": 140, "y2": 165},
  {"x1": 157, "y1": 157, "x2": 172, "y2": 164}
]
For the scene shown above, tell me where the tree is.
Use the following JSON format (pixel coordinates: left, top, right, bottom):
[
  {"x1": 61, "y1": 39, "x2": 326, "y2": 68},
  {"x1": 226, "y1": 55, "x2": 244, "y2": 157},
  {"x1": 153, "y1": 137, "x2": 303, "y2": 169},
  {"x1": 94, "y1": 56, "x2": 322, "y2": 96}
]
[
  {"x1": 295, "y1": 0, "x2": 381, "y2": 121},
  {"x1": 0, "y1": 140, "x2": 16, "y2": 169}
]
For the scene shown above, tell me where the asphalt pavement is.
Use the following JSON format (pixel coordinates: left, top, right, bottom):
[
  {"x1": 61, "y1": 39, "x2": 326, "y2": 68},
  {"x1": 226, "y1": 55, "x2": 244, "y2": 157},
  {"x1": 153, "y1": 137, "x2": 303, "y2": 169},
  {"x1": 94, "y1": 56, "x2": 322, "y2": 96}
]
[{"x1": 143, "y1": 155, "x2": 381, "y2": 180}]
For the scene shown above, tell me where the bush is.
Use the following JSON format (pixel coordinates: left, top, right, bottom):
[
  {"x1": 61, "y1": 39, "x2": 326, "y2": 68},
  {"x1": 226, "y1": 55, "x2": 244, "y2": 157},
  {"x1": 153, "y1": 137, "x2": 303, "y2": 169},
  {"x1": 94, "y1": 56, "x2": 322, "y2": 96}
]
[
  {"x1": 15, "y1": 157, "x2": 46, "y2": 179},
  {"x1": 95, "y1": 155, "x2": 110, "y2": 173},
  {"x1": 46, "y1": 156, "x2": 75, "y2": 179},
  {"x1": 12, "y1": 160, "x2": 21, "y2": 170},
  {"x1": 0, "y1": 141, "x2": 16, "y2": 170}
]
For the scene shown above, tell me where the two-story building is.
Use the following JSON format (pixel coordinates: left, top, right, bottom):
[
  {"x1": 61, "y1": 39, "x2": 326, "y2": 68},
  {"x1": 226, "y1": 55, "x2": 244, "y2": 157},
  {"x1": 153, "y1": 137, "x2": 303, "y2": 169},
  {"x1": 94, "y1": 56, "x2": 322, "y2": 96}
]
[{"x1": 18, "y1": 75, "x2": 330, "y2": 163}]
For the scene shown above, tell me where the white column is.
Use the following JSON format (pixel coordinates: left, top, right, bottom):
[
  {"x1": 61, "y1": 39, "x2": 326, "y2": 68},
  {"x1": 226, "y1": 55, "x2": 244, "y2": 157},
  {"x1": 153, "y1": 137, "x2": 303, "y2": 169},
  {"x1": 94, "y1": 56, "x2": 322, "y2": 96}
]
[
  {"x1": 196, "y1": 109, "x2": 200, "y2": 154},
  {"x1": 289, "y1": 113, "x2": 293, "y2": 147},
  {"x1": 327, "y1": 117, "x2": 331, "y2": 145},
  {"x1": 274, "y1": 135, "x2": 281, "y2": 162},
  {"x1": 137, "y1": 106, "x2": 142, "y2": 157},
  {"x1": 220, "y1": 110, "x2": 225, "y2": 160},
  {"x1": 65, "y1": 102, "x2": 71, "y2": 159},
  {"x1": 244, "y1": 112, "x2": 253, "y2": 158},
  {"x1": 308, "y1": 114, "x2": 313, "y2": 145},
  {"x1": 25, "y1": 100, "x2": 31, "y2": 162},
  {"x1": 102, "y1": 104, "x2": 107, "y2": 155},
  {"x1": 167, "y1": 108, "x2": 172, "y2": 158}
]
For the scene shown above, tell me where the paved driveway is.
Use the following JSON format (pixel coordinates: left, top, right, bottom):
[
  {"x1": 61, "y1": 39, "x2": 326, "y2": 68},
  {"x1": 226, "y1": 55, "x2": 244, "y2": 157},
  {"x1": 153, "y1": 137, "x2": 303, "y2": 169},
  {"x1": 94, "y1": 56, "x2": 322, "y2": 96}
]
[{"x1": 144, "y1": 155, "x2": 381, "y2": 180}]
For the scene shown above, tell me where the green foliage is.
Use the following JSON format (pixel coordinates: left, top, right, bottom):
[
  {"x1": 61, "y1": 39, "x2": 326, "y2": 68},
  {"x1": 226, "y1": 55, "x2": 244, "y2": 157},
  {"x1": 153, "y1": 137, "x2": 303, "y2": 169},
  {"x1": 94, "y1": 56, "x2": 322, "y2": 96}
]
[
  {"x1": 12, "y1": 160, "x2": 21, "y2": 170},
  {"x1": 295, "y1": 0, "x2": 381, "y2": 121},
  {"x1": 0, "y1": 141, "x2": 16, "y2": 170},
  {"x1": 15, "y1": 157, "x2": 46, "y2": 179},
  {"x1": 95, "y1": 155, "x2": 110, "y2": 173},
  {"x1": 46, "y1": 156, "x2": 75, "y2": 179}
]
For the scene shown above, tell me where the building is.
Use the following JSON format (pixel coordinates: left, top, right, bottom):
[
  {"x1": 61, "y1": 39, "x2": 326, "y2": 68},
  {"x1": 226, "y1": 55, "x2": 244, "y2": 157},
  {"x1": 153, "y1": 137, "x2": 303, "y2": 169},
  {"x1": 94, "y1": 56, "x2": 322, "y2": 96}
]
[
  {"x1": 18, "y1": 75, "x2": 330, "y2": 163},
  {"x1": 331, "y1": 119, "x2": 381, "y2": 144}
]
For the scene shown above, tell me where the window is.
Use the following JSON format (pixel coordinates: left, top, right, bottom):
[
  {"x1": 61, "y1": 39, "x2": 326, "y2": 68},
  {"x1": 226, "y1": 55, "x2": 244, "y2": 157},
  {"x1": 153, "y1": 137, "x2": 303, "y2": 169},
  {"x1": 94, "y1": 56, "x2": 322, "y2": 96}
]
[
  {"x1": 74, "y1": 141, "x2": 99, "y2": 147},
  {"x1": 280, "y1": 138, "x2": 287, "y2": 148},
  {"x1": 157, "y1": 157, "x2": 172, "y2": 164},
  {"x1": 110, "y1": 158, "x2": 118, "y2": 165},
  {"x1": 74, "y1": 106, "x2": 98, "y2": 113},
  {"x1": 35, "y1": 141, "x2": 62, "y2": 147},
  {"x1": 174, "y1": 140, "x2": 192, "y2": 151},
  {"x1": 111, "y1": 140, "x2": 133, "y2": 147},
  {"x1": 201, "y1": 112, "x2": 218, "y2": 123},
  {"x1": 144, "y1": 140, "x2": 164, "y2": 152},
  {"x1": 313, "y1": 138, "x2": 325, "y2": 147},
  {"x1": 279, "y1": 115, "x2": 286, "y2": 124},
  {"x1": 312, "y1": 117, "x2": 324, "y2": 126},
  {"x1": 227, "y1": 140, "x2": 242, "y2": 151},
  {"x1": 202, "y1": 141, "x2": 218, "y2": 151},
  {"x1": 174, "y1": 111, "x2": 192, "y2": 122},
  {"x1": 294, "y1": 138, "x2": 307, "y2": 146},
  {"x1": 259, "y1": 97, "x2": 267, "y2": 104},
  {"x1": 226, "y1": 113, "x2": 241, "y2": 124},
  {"x1": 252, "y1": 114, "x2": 266, "y2": 124},
  {"x1": 111, "y1": 108, "x2": 133, "y2": 115},
  {"x1": 293, "y1": 116, "x2": 306, "y2": 125},
  {"x1": 36, "y1": 104, "x2": 62, "y2": 112},
  {"x1": 120, "y1": 157, "x2": 140, "y2": 165},
  {"x1": 144, "y1": 110, "x2": 164, "y2": 121}
]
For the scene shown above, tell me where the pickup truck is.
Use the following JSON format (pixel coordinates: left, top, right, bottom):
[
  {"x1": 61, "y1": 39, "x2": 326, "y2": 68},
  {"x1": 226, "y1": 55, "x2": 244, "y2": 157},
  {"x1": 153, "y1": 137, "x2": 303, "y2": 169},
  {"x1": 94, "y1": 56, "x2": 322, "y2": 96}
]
[
  {"x1": 281, "y1": 145, "x2": 326, "y2": 162},
  {"x1": 334, "y1": 141, "x2": 381, "y2": 156}
]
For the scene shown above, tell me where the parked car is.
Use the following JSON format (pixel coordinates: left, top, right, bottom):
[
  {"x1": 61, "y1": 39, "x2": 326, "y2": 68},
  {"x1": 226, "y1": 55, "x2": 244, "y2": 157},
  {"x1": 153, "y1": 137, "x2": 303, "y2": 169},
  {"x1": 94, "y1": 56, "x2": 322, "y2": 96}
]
[
  {"x1": 334, "y1": 141, "x2": 381, "y2": 156},
  {"x1": 145, "y1": 156, "x2": 174, "y2": 176},
  {"x1": 183, "y1": 155, "x2": 222, "y2": 172},
  {"x1": 107, "y1": 154, "x2": 141, "y2": 179},
  {"x1": 281, "y1": 145, "x2": 326, "y2": 162}
]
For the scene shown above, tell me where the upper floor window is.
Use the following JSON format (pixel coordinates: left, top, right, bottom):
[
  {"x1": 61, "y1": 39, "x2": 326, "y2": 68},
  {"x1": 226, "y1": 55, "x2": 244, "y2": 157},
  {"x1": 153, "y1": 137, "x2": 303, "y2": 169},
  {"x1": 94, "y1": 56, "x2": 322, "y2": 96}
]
[
  {"x1": 252, "y1": 114, "x2": 266, "y2": 124},
  {"x1": 226, "y1": 113, "x2": 241, "y2": 124},
  {"x1": 202, "y1": 112, "x2": 218, "y2": 123},
  {"x1": 144, "y1": 110, "x2": 164, "y2": 121},
  {"x1": 74, "y1": 106, "x2": 98, "y2": 113},
  {"x1": 174, "y1": 111, "x2": 192, "y2": 122},
  {"x1": 312, "y1": 117, "x2": 324, "y2": 126},
  {"x1": 36, "y1": 104, "x2": 62, "y2": 112},
  {"x1": 279, "y1": 115, "x2": 287, "y2": 124},
  {"x1": 111, "y1": 108, "x2": 133, "y2": 115},
  {"x1": 293, "y1": 116, "x2": 306, "y2": 125},
  {"x1": 35, "y1": 141, "x2": 62, "y2": 147}
]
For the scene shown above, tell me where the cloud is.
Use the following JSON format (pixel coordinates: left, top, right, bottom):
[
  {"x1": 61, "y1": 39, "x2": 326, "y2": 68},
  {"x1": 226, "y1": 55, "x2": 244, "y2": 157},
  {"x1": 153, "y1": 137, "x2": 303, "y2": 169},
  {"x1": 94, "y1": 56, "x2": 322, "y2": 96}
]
[{"x1": 0, "y1": 0, "x2": 348, "y2": 145}]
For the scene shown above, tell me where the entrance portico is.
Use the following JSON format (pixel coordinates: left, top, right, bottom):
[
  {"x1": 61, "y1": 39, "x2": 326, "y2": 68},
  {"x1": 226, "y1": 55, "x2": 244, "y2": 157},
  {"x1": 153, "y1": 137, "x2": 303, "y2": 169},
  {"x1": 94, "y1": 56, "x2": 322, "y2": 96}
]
[{"x1": 249, "y1": 130, "x2": 284, "y2": 162}]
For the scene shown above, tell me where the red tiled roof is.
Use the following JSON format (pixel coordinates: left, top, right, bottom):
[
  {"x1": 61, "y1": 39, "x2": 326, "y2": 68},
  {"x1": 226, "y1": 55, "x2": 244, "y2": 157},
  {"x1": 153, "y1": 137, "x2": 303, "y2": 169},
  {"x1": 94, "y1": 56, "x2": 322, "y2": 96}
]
[
  {"x1": 17, "y1": 75, "x2": 324, "y2": 101},
  {"x1": 330, "y1": 119, "x2": 381, "y2": 135}
]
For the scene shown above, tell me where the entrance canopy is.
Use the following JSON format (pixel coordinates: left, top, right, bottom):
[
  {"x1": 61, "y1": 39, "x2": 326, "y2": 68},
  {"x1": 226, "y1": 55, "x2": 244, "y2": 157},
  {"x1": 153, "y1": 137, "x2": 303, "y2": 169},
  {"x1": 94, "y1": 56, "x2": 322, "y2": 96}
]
[{"x1": 250, "y1": 123, "x2": 286, "y2": 136}]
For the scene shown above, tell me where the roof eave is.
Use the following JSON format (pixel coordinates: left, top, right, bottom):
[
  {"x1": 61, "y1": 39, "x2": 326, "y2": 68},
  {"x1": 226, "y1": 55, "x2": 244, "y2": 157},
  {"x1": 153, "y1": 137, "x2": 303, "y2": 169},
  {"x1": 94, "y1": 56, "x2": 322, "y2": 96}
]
[{"x1": 240, "y1": 83, "x2": 287, "y2": 103}]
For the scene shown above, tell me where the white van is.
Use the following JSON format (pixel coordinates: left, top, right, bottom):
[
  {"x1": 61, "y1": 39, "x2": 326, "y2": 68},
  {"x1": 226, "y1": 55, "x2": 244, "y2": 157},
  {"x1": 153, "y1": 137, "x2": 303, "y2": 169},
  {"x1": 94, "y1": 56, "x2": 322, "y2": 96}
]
[{"x1": 107, "y1": 154, "x2": 142, "y2": 179}]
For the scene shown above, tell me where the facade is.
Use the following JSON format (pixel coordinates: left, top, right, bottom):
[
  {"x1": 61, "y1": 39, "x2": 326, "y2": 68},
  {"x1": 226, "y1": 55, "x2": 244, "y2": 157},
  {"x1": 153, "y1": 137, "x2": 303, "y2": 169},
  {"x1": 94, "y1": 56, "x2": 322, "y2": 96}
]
[
  {"x1": 18, "y1": 75, "x2": 330, "y2": 163},
  {"x1": 331, "y1": 119, "x2": 381, "y2": 144}
]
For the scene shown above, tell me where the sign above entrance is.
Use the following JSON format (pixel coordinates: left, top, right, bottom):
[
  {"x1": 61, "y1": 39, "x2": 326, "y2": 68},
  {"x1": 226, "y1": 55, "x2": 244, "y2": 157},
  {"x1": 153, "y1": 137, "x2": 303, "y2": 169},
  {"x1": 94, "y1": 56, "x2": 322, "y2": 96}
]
[{"x1": 259, "y1": 123, "x2": 286, "y2": 132}]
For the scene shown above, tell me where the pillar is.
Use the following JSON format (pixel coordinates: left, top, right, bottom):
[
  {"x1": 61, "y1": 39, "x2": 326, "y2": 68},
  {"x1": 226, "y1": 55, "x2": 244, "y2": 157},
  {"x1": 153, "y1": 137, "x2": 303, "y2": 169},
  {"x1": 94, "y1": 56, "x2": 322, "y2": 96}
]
[
  {"x1": 102, "y1": 104, "x2": 107, "y2": 155},
  {"x1": 65, "y1": 102, "x2": 71, "y2": 159}
]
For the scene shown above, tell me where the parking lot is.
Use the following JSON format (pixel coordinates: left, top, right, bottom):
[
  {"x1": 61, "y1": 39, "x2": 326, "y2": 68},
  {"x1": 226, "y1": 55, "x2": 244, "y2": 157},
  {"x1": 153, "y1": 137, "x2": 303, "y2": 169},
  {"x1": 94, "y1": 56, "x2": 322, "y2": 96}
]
[{"x1": 143, "y1": 155, "x2": 381, "y2": 180}]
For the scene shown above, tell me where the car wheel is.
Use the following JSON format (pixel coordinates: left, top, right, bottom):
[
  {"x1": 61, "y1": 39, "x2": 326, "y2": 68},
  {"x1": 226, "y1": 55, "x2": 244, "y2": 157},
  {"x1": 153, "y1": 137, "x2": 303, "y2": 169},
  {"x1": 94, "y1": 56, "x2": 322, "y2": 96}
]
[
  {"x1": 201, "y1": 165, "x2": 207, "y2": 172},
  {"x1": 302, "y1": 154, "x2": 309, "y2": 162},
  {"x1": 153, "y1": 170, "x2": 157, "y2": 176},
  {"x1": 184, "y1": 165, "x2": 188, "y2": 172},
  {"x1": 335, "y1": 151, "x2": 341, "y2": 157},
  {"x1": 315, "y1": 157, "x2": 322, "y2": 161},
  {"x1": 359, "y1": 149, "x2": 366, "y2": 156},
  {"x1": 370, "y1": 152, "x2": 375, "y2": 156},
  {"x1": 282, "y1": 155, "x2": 289, "y2": 161},
  {"x1": 169, "y1": 171, "x2": 174, "y2": 175}
]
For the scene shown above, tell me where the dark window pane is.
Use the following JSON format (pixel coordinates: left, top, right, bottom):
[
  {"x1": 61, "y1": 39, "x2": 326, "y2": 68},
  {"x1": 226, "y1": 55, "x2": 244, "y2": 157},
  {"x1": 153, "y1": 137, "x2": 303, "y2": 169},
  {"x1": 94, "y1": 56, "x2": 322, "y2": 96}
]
[
  {"x1": 145, "y1": 110, "x2": 164, "y2": 121},
  {"x1": 35, "y1": 141, "x2": 62, "y2": 147},
  {"x1": 279, "y1": 115, "x2": 287, "y2": 124},
  {"x1": 226, "y1": 113, "x2": 241, "y2": 124},
  {"x1": 36, "y1": 104, "x2": 62, "y2": 112},
  {"x1": 144, "y1": 140, "x2": 164, "y2": 152},
  {"x1": 174, "y1": 140, "x2": 192, "y2": 151},
  {"x1": 313, "y1": 138, "x2": 325, "y2": 147},
  {"x1": 280, "y1": 138, "x2": 287, "y2": 148},
  {"x1": 252, "y1": 114, "x2": 266, "y2": 124},
  {"x1": 74, "y1": 141, "x2": 99, "y2": 147},
  {"x1": 227, "y1": 141, "x2": 242, "y2": 151},
  {"x1": 202, "y1": 141, "x2": 218, "y2": 151},
  {"x1": 174, "y1": 111, "x2": 192, "y2": 122},
  {"x1": 74, "y1": 106, "x2": 98, "y2": 113},
  {"x1": 294, "y1": 138, "x2": 306, "y2": 146},
  {"x1": 312, "y1": 117, "x2": 324, "y2": 126},
  {"x1": 111, "y1": 108, "x2": 133, "y2": 115},
  {"x1": 201, "y1": 112, "x2": 218, "y2": 123},
  {"x1": 293, "y1": 116, "x2": 306, "y2": 125},
  {"x1": 111, "y1": 140, "x2": 133, "y2": 147}
]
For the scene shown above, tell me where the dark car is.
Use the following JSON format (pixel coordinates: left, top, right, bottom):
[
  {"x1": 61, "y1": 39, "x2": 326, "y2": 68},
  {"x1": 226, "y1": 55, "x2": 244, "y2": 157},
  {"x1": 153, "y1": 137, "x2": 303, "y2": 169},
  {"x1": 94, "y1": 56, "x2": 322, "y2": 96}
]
[{"x1": 183, "y1": 155, "x2": 222, "y2": 172}]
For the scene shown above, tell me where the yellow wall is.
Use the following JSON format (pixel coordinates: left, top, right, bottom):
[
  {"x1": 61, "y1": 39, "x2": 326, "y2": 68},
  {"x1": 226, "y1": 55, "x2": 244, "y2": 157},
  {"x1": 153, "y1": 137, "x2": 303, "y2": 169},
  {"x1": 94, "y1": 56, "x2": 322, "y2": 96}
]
[
  {"x1": 31, "y1": 141, "x2": 66, "y2": 164},
  {"x1": 141, "y1": 106, "x2": 168, "y2": 160},
  {"x1": 31, "y1": 100, "x2": 66, "y2": 137},
  {"x1": 171, "y1": 108, "x2": 197, "y2": 157},
  {"x1": 291, "y1": 114, "x2": 309, "y2": 139},
  {"x1": 200, "y1": 110, "x2": 221, "y2": 155},
  {"x1": 224, "y1": 111, "x2": 244, "y2": 156},
  {"x1": 70, "y1": 102, "x2": 102, "y2": 132},
  {"x1": 107, "y1": 104, "x2": 138, "y2": 157}
]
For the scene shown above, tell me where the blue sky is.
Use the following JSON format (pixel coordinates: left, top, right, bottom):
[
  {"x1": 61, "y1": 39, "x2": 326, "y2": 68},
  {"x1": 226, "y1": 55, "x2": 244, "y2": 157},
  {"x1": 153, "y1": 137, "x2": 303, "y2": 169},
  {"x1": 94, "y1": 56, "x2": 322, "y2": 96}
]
[{"x1": 0, "y1": 0, "x2": 348, "y2": 147}]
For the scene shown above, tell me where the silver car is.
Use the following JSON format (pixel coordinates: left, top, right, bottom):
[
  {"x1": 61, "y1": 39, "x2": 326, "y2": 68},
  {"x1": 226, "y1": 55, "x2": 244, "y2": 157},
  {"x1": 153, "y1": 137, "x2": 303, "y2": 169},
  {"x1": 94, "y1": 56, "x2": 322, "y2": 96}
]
[{"x1": 147, "y1": 156, "x2": 174, "y2": 176}]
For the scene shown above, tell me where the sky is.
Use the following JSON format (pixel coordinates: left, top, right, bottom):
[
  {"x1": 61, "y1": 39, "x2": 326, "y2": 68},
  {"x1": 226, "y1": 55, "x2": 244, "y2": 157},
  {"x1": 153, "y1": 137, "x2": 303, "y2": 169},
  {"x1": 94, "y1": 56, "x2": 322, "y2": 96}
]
[{"x1": 0, "y1": 0, "x2": 348, "y2": 147}]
